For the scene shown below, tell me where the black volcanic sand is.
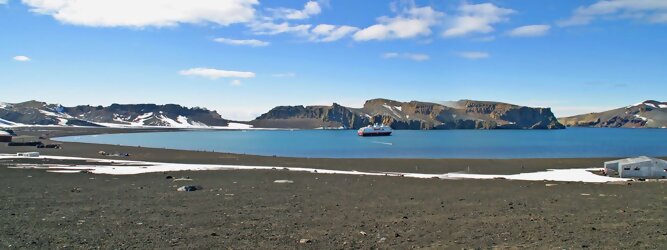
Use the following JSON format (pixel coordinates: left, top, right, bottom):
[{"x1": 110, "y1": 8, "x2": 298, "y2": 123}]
[{"x1": 1, "y1": 127, "x2": 667, "y2": 248}]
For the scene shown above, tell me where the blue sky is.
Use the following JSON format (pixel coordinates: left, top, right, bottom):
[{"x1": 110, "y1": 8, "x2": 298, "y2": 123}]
[{"x1": 1, "y1": 0, "x2": 666, "y2": 120}]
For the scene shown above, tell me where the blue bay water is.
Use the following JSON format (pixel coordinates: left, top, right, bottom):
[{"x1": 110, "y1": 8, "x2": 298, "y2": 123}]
[{"x1": 56, "y1": 128, "x2": 667, "y2": 159}]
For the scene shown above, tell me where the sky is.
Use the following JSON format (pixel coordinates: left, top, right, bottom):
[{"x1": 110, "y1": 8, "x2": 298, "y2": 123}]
[{"x1": 1, "y1": 0, "x2": 666, "y2": 121}]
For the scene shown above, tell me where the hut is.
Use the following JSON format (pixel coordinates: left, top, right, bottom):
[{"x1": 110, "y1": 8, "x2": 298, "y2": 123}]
[
  {"x1": 605, "y1": 156, "x2": 667, "y2": 179},
  {"x1": 0, "y1": 131, "x2": 11, "y2": 142}
]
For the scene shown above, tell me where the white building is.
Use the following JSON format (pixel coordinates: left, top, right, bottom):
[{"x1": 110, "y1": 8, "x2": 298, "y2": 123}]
[
  {"x1": 16, "y1": 152, "x2": 40, "y2": 157},
  {"x1": 604, "y1": 156, "x2": 667, "y2": 179}
]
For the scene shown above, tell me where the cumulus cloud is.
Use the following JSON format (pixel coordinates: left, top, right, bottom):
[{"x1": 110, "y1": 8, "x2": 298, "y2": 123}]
[
  {"x1": 0, "y1": 0, "x2": 7, "y2": 4},
  {"x1": 13, "y1": 55, "x2": 31, "y2": 62},
  {"x1": 249, "y1": 21, "x2": 311, "y2": 35},
  {"x1": 559, "y1": 0, "x2": 667, "y2": 26},
  {"x1": 443, "y1": 3, "x2": 516, "y2": 38},
  {"x1": 353, "y1": 5, "x2": 443, "y2": 41},
  {"x1": 456, "y1": 51, "x2": 489, "y2": 60},
  {"x1": 213, "y1": 37, "x2": 269, "y2": 47},
  {"x1": 272, "y1": 72, "x2": 296, "y2": 78},
  {"x1": 309, "y1": 24, "x2": 359, "y2": 42},
  {"x1": 21, "y1": 0, "x2": 259, "y2": 27},
  {"x1": 179, "y1": 68, "x2": 255, "y2": 80},
  {"x1": 382, "y1": 52, "x2": 429, "y2": 61},
  {"x1": 269, "y1": 1, "x2": 321, "y2": 20},
  {"x1": 508, "y1": 24, "x2": 551, "y2": 37}
]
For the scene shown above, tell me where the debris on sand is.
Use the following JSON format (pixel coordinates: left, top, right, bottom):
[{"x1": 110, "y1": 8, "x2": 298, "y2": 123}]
[
  {"x1": 359, "y1": 231, "x2": 367, "y2": 236},
  {"x1": 172, "y1": 177, "x2": 193, "y2": 182},
  {"x1": 165, "y1": 175, "x2": 173, "y2": 180},
  {"x1": 177, "y1": 185, "x2": 203, "y2": 192},
  {"x1": 545, "y1": 183, "x2": 558, "y2": 187},
  {"x1": 274, "y1": 180, "x2": 294, "y2": 184},
  {"x1": 299, "y1": 239, "x2": 312, "y2": 244}
]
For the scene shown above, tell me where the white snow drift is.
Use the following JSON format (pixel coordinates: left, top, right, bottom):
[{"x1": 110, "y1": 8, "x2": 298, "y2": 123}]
[{"x1": 1, "y1": 154, "x2": 627, "y2": 183}]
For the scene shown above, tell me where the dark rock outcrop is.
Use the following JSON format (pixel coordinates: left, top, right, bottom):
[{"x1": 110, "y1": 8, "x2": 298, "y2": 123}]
[
  {"x1": 559, "y1": 100, "x2": 667, "y2": 128},
  {"x1": 251, "y1": 98, "x2": 564, "y2": 130}
]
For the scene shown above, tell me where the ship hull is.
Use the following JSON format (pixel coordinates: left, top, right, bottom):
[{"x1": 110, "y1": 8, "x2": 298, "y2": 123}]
[{"x1": 358, "y1": 131, "x2": 392, "y2": 136}]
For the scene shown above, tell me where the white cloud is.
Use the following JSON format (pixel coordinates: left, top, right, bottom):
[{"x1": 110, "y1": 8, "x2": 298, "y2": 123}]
[
  {"x1": 272, "y1": 72, "x2": 296, "y2": 78},
  {"x1": 310, "y1": 24, "x2": 359, "y2": 42},
  {"x1": 250, "y1": 22, "x2": 357, "y2": 42},
  {"x1": 249, "y1": 21, "x2": 311, "y2": 35},
  {"x1": 213, "y1": 37, "x2": 269, "y2": 47},
  {"x1": 21, "y1": 0, "x2": 259, "y2": 27},
  {"x1": 456, "y1": 51, "x2": 489, "y2": 60},
  {"x1": 508, "y1": 24, "x2": 551, "y2": 37},
  {"x1": 230, "y1": 79, "x2": 242, "y2": 86},
  {"x1": 269, "y1": 1, "x2": 321, "y2": 20},
  {"x1": 179, "y1": 68, "x2": 255, "y2": 80},
  {"x1": 443, "y1": 3, "x2": 516, "y2": 38},
  {"x1": 559, "y1": 0, "x2": 667, "y2": 26},
  {"x1": 353, "y1": 6, "x2": 443, "y2": 41},
  {"x1": 382, "y1": 52, "x2": 429, "y2": 61},
  {"x1": 0, "y1": 0, "x2": 7, "y2": 5},
  {"x1": 13, "y1": 55, "x2": 31, "y2": 62}
]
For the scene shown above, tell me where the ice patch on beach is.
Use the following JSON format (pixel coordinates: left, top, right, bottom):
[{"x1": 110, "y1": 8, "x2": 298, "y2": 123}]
[{"x1": 0, "y1": 154, "x2": 628, "y2": 183}]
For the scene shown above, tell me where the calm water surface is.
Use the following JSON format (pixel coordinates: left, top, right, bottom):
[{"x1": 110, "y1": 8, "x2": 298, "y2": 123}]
[{"x1": 56, "y1": 128, "x2": 667, "y2": 159}]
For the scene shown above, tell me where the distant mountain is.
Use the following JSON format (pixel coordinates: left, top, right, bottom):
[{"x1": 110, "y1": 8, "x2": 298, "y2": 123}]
[
  {"x1": 559, "y1": 100, "x2": 667, "y2": 128},
  {"x1": 0, "y1": 100, "x2": 234, "y2": 128},
  {"x1": 250, "y1": 98, "x2": 564, "y2": 130}
]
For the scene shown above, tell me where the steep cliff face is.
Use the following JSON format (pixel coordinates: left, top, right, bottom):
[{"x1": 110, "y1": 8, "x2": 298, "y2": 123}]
[
  {"x1": 0, "y1": 101, "x2": 229, "y2": 128},
  {"x1": 251, "y1": 98, "x2": 564, "y2": 130},
  {"x1": 559, "y1": 100, "x2": 667, "y2": 128}
]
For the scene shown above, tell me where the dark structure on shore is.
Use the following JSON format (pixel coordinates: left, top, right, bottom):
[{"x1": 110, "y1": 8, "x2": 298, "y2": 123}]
[{"x1": 0, "y1": 131, "x2": 11, "y2": 142}]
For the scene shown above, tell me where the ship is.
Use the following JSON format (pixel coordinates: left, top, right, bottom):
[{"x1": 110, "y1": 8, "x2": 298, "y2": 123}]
[{"x1": 357, "y1": 124, "x2": 392, "y2": 136}]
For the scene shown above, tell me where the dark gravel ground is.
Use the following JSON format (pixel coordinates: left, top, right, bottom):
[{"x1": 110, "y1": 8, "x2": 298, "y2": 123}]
[
  {"x1": 1, "y1": 165, "x2": 666, "y2": 249},
  {"x1": 1, "y1": 127, "x2": 666, "y2": 249}
]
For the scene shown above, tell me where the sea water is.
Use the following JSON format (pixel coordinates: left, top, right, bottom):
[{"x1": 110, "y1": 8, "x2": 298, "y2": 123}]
[{"x1": 56, "y1": 128, "x2": 667, "y2": 159}]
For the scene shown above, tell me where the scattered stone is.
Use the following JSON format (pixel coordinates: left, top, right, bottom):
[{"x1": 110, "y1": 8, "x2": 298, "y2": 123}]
[
  {"x1": 177, "y1": 185, "x2": 203, "y2": 192},
  {"x1": 580, "y1": 193, "x2": 591, "y2": 196},
  {"x1": 210, "y1": 233, "x2": 218, "y2": 237},
  {"x1": 70, "y1": 187, "x2": 82, "y2": 193},
  {"x1": 378, "y1": 237, "x2": 387, "y2": 243},
  {"x1": 545, "y1": 183, "x2": 558, "y2": 187},
  {"x1": 299, "y1": 239, "x2": 312, "y2": 244},
  {"x1": 172, "y1": 177, "x2": 193, "y2": 182},
  {"x1": 360, "y1": 231, "x2": 367, "y2": 236},
  {"x1": 165, "y1": 176, "x2": 173, "y2": 180},
  {"x1": 274, "y1": 180, "x2": 294, "y2": 184}
]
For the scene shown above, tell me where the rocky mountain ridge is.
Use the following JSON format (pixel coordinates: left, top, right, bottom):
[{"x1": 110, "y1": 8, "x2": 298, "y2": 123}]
[
  {"x1": 559, "y1": 100, "x2": 667, "y2": 128},
  {"x1": 251, "y1": 98, "x2": 565, "y2": 130},
  {"x1": 0, "y1": 100, "x2": 232, "y2": 128}
]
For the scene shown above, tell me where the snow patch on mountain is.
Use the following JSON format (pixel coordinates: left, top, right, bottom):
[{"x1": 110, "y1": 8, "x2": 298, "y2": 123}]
[
  {"x1": 382, "y1": 104, "x2": 402, "y2": 118},
  {"x1": 634, "y1": 114, "x2": 648, "y2": 121},
  {"x1": 0, "y1": 118, "x2": 19, "y2": 127}
]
